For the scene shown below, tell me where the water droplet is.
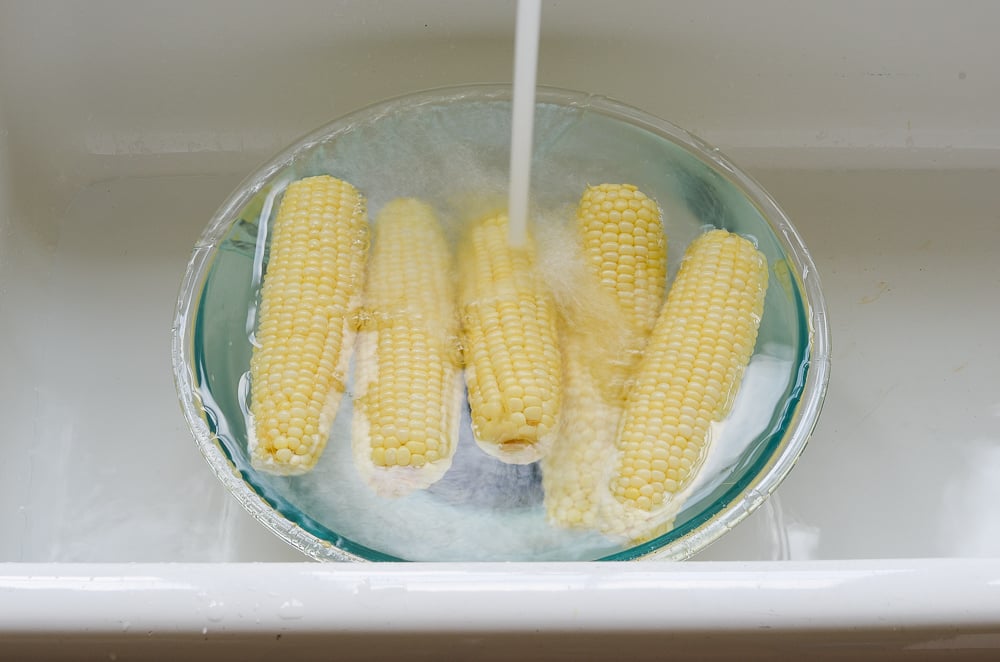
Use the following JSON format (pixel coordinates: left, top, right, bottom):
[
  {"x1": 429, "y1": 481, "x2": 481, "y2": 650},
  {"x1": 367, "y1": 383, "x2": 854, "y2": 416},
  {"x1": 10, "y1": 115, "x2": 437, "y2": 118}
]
[
  {"x1": 206, "y1": 600, "x2": 226, "y2": 622},
  {"x1": 121, "y1": 620, "x2": 131, "y2": 633},
  {"x1": 278, "y1": 599, "x2": 305, "y2": 620},
  {"x1": 201, "y1": 627, "x2": 208, "y2": 636}
]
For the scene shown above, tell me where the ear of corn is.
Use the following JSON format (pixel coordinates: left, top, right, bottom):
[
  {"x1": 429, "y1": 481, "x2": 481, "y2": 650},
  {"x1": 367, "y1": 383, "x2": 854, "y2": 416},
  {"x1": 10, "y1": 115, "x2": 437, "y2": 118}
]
[
  {"x1": 602, "y1": 228, "x2": 768, "y2": 540},
  {"x1": 458, "y1": 212, "x2": 561, "y2": 464},
  {"x1": 541, "y1": 332, "x2": 625, "y2": 528},
  {"x1": 352, "y1": 199, "x2": 463, "y2": 497},
  {"x1": 576, "y1": 183, "x2": 668, "y2": 341},
  {"x1": 543, "y1": 184, "x2": 667, "y2": 528},
  {"x1": 248, "y1": 175, "x2": 369, "y2": 475}
]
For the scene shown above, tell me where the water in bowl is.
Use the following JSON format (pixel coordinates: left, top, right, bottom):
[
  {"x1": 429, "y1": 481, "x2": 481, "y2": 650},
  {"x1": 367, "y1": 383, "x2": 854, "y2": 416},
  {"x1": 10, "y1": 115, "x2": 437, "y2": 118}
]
[{"x1": 190, "y1": 94, "x2": 809, "y2": 561}]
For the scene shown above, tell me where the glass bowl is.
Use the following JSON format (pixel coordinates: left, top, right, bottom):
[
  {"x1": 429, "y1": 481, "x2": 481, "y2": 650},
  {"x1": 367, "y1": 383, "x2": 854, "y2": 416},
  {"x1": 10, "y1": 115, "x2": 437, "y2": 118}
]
[{"x1": 172, "y1": 84, "x2": 830, "y2": 562}]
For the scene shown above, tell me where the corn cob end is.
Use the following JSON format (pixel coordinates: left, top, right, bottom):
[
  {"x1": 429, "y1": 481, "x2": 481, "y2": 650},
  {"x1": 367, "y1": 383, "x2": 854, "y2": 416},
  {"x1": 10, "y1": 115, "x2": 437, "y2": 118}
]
[{"x1": 352, "y1": 338, "x2": 465, "y2": 497}]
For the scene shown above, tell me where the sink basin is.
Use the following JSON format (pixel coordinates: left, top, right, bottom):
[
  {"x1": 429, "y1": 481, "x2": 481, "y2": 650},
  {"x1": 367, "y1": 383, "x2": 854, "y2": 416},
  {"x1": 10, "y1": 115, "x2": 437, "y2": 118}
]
[{"x1": 2, "y1": 0, "x2": 999, "y2": 657}]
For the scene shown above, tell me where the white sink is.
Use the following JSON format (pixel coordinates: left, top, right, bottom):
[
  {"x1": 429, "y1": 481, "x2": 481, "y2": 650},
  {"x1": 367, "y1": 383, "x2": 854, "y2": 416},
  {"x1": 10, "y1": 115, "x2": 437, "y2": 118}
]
[{"x1": 2, "y1": 1, "x2": 999, "y2": 657}]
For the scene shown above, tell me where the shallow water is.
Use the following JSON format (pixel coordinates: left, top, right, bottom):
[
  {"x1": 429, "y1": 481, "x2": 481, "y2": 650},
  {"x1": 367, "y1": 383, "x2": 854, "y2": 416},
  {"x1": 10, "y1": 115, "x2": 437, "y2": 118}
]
[{"x1": 191, "y1": 97, "x2": 810, "y2": 561}]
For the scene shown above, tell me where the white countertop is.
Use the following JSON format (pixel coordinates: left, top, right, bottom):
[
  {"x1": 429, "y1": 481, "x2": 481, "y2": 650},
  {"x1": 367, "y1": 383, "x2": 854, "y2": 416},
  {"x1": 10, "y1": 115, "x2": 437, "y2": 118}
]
[{"x1": 2, "y1": 560, "x2": 1000, "y2": 660}]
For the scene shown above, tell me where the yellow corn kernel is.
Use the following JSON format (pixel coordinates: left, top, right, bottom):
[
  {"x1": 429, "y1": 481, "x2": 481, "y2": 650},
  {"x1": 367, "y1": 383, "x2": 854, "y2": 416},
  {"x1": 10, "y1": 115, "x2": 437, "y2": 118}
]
[
  {"x1": 603, "y1": 228, "x2": 768, "y2": 539},
  {"x1": 352, "y1": 199, "x2": 463, "y2": 497},
  {"x1": 249, "y1": 175, "x2": 368, "y2": 475},
  {"x1": 543, "y1": 184, "x2": 667, "y2": 528},
  {"x1": 459, "y1": 212, "x2": 561, "y2": 464}
]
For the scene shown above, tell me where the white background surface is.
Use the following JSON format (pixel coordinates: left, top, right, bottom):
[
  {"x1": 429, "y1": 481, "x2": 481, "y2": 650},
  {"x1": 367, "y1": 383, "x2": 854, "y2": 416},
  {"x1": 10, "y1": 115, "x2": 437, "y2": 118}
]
[{"x1": 1, "y1": 0, "x2": 999, "y2": 656}]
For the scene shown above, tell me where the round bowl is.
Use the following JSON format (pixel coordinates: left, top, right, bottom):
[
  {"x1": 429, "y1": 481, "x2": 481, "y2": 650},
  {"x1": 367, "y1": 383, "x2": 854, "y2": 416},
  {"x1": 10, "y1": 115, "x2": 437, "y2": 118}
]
[{"x1": 172, "y1": 84, "x2": 830, "y2": 562}]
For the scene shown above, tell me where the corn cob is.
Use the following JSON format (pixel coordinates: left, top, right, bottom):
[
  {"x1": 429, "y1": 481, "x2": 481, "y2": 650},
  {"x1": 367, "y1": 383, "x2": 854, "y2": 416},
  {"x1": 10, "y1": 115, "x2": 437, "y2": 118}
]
[
  {"x1": 543, "y1": 184, "x2": 667, "y2": 528},
  {"x1": 576, "y1": 183, "x2": 667, "y2": 342},
  {"x1": 248, "y1": 175, "x2": 368, "y2": 475},
  {"x1": 458, "y1": 212, "x2": 561, "y2": 464},
  {"x1": 603, "y1": 228, "x2": 768, "y2": 539},
  {"x1": 352, "y1": 199, "x2": 463, "y2": 496},
  {"x1": 541, "y1": 332, "x2": 623, "y2": 527}
]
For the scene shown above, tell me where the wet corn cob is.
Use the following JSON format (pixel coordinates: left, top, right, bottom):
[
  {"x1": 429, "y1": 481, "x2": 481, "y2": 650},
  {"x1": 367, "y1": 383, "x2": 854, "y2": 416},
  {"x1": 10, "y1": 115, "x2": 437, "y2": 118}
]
[
  {"x1": 576, "y1": 183, "x2": 667, "y2": 342},
  {"x1": 543, "y1": 184, "x2": 667, "y2": 528},
  {"x1": 458, "y1": 212, "x2": 561, "y2": 464},
  {"x1": 604, "y1": 228, "x2": 768, "y2": 539},
  {"x1": 248, "y1": 175, "x2": 369, "y2": 475},
  {"x1": 542, "y1": 332, "x2": 623, "y2": 527},
  {"x1": 352, "y1": 199, "x2": 463, "y2": 496}
]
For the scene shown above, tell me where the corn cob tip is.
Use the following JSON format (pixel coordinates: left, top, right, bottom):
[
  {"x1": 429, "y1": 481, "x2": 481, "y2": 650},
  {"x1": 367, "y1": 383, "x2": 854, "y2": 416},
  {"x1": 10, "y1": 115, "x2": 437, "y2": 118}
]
[
  {"x1": 472, "y1": 433, "x2": 548, "y2": 465},
  {"x1": 352, "y1": 363, "x2": 464, "y2": 497},
  {"x1": 352, "y1": 324, "x2": 464, "y2": 497},
  {"x1": 248, "y1": 419, "x2": 324, "y2": 476},
  {"x1": 598, "y1": 498, "x2": 683, "y2": 543}
]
